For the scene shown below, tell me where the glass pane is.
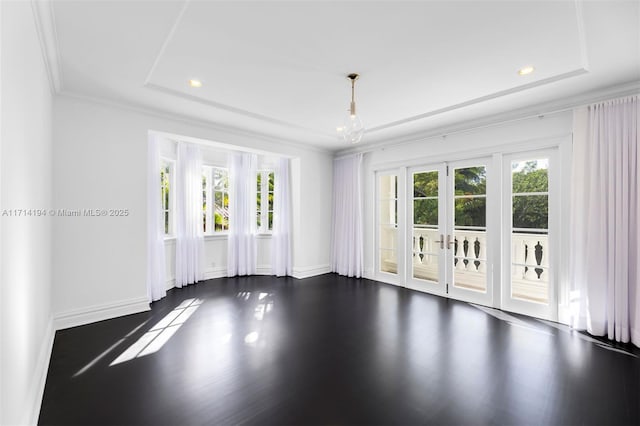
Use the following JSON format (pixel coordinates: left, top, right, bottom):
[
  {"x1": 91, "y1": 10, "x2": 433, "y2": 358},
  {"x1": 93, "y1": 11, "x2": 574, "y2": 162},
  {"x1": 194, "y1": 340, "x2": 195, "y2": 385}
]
[
  {"x1": 257, "y1": 172, "x2": 261, "y2": 190},
  {"x1": 454, "y1": 198, "x2": 486, "y2": 227},
  {"x1": 268, "y1": 212, "x2": 273, "y2": 230},
  {"x1": 164, "y1": 212, "x2": 169, "y2": 234},
  {"x1": 379, "y1": 173, "x2": 398, "y2": 275},
  {"x1": 511, "y1": 234, "x2": 549, "y2": 304},
  {"x1": 268, "y1": 172, "x2": 274, "y2": 191},
  {"x1": 379, "y1": 200, "x2": 396, "y2": 225},
  {"x1": 454, "y1": 166, "x2": 486, "y2": 195},
  {"x1": 380, "y1": 175, "x2": 397, "y2": 199},
  {"x1": 380, "y1": 249, "x2": 397, "y2": 274},
  {"x1": 452, "y1": 233, "x2": 487, "y2": 292},
  {"x1": 412, "y1": 229, "x2": 440, "y2": 255},
  {"x1": 512, "y1": 159, "x2": 548, "y2": 193},
  {"x1": 213, "y1": 169, "x2": 228, "y2": 191},
  {"x1": 414, "y1": 171, "x2": 438, "y2": 197},
  {"x1": 380, "y1": 226, "x2": 397, "y2": 250},
  {"x1": 512, "y1": 195, "x2": 548, "y2": 229},
  {"x1": 257, "y1": 212, "x2": 261, "y2": 228},
  {"x1": 414, "y1": 199, "x2": 438, "y2": 226},
  {"x1": 257, "y1": 192, "x2": 261, "y2": 211},
  {"x1": 413, "y1": 253, "x2": 438, "y2": 282},
  {"x1": 268, "y1": 191, "x2": 273, "y2": 212}
]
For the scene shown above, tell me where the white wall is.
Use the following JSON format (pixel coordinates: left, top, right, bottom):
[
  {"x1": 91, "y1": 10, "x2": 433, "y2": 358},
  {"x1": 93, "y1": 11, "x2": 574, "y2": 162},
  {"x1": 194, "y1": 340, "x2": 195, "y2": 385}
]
[
  {"x1": 53, "y1": 95, "x2": 333, "y2": 328},
  {"x1": 0, "y1": 2, "x2": 55, "y2": 425}
]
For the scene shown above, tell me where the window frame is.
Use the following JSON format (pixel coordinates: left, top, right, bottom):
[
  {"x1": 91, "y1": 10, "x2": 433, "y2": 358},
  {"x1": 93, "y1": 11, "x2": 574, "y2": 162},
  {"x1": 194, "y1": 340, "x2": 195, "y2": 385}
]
[
  {"x1": 160, "y1": 158, "x2": 176, "y2": 238},
  {"x1": 202, "y1": 165, "x2": 230, "y2": 235},
  {"x1": 257, "y1": 169, "x2": 274, "y2": 234}
]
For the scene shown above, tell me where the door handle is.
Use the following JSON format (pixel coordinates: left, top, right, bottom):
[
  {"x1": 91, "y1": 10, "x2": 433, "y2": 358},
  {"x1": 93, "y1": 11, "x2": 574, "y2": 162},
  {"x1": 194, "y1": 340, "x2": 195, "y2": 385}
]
[
  {"x1": 435, "y1": 234, "x2": 444, "y2": 249},
  {"x1": 446, "y1": 234, "x2": 453, "y2": 249}
]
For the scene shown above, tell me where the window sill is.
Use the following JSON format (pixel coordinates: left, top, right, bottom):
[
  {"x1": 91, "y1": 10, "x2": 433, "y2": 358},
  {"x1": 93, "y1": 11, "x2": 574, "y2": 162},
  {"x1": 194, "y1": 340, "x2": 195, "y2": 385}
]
[
  {"x1": 204, "y1": 233, "x2": 228, "y2": 241},
  {"x1": 164, "y1": 233, "x2": 272, "y2": 242}
]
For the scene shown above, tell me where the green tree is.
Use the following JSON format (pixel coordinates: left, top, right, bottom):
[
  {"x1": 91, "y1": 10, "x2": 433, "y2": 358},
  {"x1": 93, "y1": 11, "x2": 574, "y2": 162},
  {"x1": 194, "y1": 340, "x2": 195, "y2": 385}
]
[
  {"x1": 454, "y1": 167, "x2": 486, "y2": 227},
  {"x1": 512, "y1": 162, "x2": 548, "y2": 230},
  {"x1": 413, "y1": 171, "x2": 438, "y2": 225}
]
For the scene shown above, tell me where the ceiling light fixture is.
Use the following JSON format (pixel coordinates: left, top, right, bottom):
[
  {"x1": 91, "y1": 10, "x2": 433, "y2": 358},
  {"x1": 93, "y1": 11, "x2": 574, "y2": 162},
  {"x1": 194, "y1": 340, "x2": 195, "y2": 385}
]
[
  {"x1": 337, "y1": 73, "x2": 364, "y2": 144},
  {"x1": 188, "y1": 79, "x2": 203, "y2": 88},
  {"x1": 518, "y1": 66, "x2": 535, "y2": 76}
]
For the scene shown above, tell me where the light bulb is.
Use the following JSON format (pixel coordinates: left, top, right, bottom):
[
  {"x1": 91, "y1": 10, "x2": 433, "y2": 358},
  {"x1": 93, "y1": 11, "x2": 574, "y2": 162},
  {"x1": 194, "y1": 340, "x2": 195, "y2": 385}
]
[{"x1": 340, "y1": 112, "x2": 364, "y2": 144}]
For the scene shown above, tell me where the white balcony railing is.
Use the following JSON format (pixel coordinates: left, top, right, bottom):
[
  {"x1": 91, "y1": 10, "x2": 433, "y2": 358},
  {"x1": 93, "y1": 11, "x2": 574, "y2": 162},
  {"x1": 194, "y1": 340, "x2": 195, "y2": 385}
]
[{"x1": 381, "y1": 228, "x2": 549, "y2": 304}]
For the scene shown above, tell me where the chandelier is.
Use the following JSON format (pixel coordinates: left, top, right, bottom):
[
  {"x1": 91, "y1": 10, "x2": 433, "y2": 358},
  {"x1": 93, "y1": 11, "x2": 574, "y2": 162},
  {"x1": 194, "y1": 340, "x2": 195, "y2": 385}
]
[{"x1": 337, "y1": 73, "x2": 364, "y2": 144}]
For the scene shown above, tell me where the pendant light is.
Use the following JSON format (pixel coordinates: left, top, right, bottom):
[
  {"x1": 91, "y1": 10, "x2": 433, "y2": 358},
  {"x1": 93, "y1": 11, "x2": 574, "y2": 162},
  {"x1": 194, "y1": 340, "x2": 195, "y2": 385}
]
[{"x1": 337, "y1": 73, "x2": 364, "y2": 144}]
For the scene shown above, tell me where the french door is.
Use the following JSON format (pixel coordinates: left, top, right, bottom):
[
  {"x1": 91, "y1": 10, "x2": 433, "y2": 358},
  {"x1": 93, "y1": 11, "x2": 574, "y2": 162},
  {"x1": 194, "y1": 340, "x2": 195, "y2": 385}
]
[
  {"x1": 375, "y1": 149, "x2": 558, "y2": 320},
  {"x1": 501, "y1": 150, "x2": 558, "y2": 320},
  {"x1": 406, "y1": 158, "x2": 493, "y2": 306}
]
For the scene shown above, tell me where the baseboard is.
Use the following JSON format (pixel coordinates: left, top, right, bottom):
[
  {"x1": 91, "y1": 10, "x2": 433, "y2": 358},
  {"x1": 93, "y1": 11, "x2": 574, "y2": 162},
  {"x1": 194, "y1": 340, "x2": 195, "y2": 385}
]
[
  {"x1": 23, "y1": 316, "x2": 55, "y2": 426},
  {"x1": 557, "y1": 304, "x2": 572, "y2": 326},
  {"x1": 54, "y1": 297, "x2": 150, "y2": 330},
  {"x1": 363, "y1": 267, "x2": 375, "y2": 280},
  {"x1": 256, "y1": 265, "x2": 272, "y2": 276},
  {"x1": 203, "y1": 267, "x2": 228, "y2": 280},
  {"x1": 165, "y1": 278, "x2": 176, "y2": 291},
  {"x1": 292, "y1": 264, "x2": 331, "y2": 279}
]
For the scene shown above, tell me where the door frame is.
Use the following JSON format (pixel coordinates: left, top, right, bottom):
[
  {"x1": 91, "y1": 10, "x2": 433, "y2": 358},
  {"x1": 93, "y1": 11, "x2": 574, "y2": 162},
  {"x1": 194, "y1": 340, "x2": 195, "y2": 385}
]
[
  {"x1": 405, "y1": 163, "x2": 448, "y2": 296},
  {"x1": 446, "y1": 156, "x2": 495, "y2": 307},
  {"x1": 374, "y1": 168, "x2": 405, "y2": 286},
  {"x1": 500, "y1": 148, "x2": 560, "y2": 321},
  {"x1": 369, "y1": 135, "x2": 569, "y2": 322}
]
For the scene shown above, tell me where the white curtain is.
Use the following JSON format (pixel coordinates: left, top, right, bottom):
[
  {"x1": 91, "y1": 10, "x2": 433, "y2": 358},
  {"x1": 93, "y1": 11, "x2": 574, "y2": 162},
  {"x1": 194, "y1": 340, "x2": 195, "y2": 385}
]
[
  {"x1": 271, "y1": 157, "x2": 292, "y2": 276},
  {"x1": 146, "y1": 135, "x2": 166, "y2": 302},
  {"x1": 175, "y1": 142, "x2": 204, "y2": 287},
  {"x1": 331, "y1": 153, "x2": 363, "y2": 278},
  {"x1": 227, "y1": 152, "x2": 258, "y2": 276},
  {"x1": 570, "y1": 95, "x2": 639, "y2": 346}
]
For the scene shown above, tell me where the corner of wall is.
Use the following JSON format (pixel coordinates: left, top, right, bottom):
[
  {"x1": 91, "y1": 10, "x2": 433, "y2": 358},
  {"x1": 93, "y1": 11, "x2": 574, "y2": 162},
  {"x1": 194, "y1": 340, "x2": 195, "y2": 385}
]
[
  {"x1": 54, "y1": 298, "x2": 150, "y2": 331},
  {"x1": 23, "y1": 316, "x2": 55, "y2": 426},
  {"x1": 292, "y1": 264, "x2": 331, "y2": 279}
]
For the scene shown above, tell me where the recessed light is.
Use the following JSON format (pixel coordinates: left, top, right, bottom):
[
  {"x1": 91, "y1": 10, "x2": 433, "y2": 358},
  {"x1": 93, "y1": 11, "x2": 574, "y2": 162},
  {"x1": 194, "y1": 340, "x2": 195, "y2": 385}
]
[
  {"x1": 188, "y1": 79, "x2": 203, "y2": 88},
  {"x1": 518, "y1": 66, "x2": 535, "y2": 76}
]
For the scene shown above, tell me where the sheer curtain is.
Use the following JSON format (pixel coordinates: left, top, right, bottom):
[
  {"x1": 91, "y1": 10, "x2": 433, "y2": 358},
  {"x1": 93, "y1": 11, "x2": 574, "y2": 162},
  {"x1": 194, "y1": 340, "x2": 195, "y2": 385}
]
[
  {"x1": 271, "y1": 157, "x2": 292, "y2": 276},
  {"x1": 570, "y1": 95, "x2": 639, "y2": 346},
  {"x1": 331, "y1": 153, "x2": 363, "y2": 278},
  {"x1": 175, "y1": 142, "x2": 204, "y2": 287},
  {"x1": 146, "y1": 135, "x2": 166, "y2": 302},
  {"x1": 227, "y1": 152, "x2": 258, "y2": 276}
]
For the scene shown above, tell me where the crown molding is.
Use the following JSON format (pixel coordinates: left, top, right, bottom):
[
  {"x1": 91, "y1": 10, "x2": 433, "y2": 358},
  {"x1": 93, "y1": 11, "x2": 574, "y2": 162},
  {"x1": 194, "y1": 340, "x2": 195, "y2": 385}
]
[
  {"x1": 31, "y1": 0, "x2": 62, "y2": 94},
  {"x1": 336, "y1": 80, "x2": 640, "y2": 157},
  {"x1": 57, "y1": 90, "x2": 333, "y2": 155}
]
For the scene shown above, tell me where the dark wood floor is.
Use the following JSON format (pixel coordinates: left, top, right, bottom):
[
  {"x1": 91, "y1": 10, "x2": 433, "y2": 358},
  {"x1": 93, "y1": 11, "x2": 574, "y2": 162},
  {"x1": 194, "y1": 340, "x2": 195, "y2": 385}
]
[{"x1": 39, "y1": 274, "x2": 640, "y2": 425}]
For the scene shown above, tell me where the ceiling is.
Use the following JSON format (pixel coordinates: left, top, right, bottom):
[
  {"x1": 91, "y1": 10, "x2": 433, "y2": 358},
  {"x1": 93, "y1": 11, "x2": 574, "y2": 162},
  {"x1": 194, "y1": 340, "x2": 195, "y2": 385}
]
[{"x1": 47, "y1": 1, "x2": 640, "y2": 151}]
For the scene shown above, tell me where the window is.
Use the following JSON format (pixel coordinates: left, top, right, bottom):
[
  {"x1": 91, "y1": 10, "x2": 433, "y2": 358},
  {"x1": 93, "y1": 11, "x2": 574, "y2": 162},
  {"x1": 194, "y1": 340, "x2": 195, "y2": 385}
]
[
  {"x1": 257, "y1": 170, "x2": 274, "y2": 233},
  {"x1": 160, "y1": 160, "x2": 174, "y2": 235},
  {"x1": 510, "y1": 158, "x2": 549, "y2": 304},
  {"x1": 203, "y1": 166, "x2": 229, "y2": 233}
]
